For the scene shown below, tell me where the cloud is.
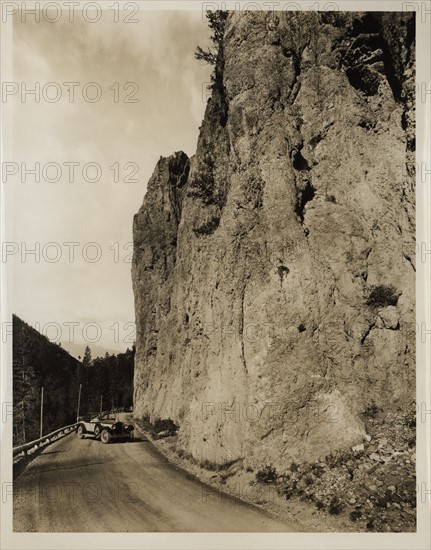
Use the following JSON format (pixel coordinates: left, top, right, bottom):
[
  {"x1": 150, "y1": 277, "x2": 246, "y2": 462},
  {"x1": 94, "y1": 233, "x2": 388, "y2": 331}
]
[{"x1": 9, "y1": 9, "x2": 212, "y2": 349}]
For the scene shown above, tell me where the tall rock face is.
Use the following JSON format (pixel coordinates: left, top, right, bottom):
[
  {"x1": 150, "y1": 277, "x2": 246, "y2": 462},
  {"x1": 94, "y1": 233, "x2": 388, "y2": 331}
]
[{"x1": 132, "y1": 12, "x2": 415, "y2": 469}]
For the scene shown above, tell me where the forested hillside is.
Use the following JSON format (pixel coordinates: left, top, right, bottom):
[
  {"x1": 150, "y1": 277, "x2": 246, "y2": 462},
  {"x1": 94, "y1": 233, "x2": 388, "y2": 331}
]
[
  {"x1": 13, "y1": 315, "x2": 134, "y2": 446},
  {"x1": 13, "y1": 315, "x2": 80, "y2": 445},
  {"x1": 78, "y1": 345, "x2": 134, "y2": 416}
]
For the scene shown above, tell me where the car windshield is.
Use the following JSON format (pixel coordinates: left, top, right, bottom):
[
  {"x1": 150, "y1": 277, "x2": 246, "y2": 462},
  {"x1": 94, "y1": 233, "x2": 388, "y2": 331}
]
[{"x1": 90, "y1": 412, "x2": 116, "y2": 422}]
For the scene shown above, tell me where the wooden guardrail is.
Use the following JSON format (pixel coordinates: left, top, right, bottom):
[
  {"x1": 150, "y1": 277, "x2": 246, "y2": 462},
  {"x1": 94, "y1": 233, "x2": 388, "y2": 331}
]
[{"x1": 13, "y1": 423, "x2": 78, "y2": 458}]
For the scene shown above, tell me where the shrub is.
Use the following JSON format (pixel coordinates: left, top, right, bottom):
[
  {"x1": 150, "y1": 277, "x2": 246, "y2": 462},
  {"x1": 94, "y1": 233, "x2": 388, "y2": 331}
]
[
  {"x1": 153, "y1": 418, "x2": 178, "y2": 435},
  {"x1": 305, "y1": 476, "x2": 314, "y2": 486},
  {"x1": 311, "y1": 464, "x2": 325, "y2": 478},
  {"x1": 350, "y1": 510, "x2": 362, "y2": 522},
  {"x1": 256, "y1": 464, "x2": 278, "y2": 484},
  {"x1": 366, "y1": 284, "x2": 399, "y2": 308},
  {"x1": 187, "y1": 153, "x2": 217, "y2": 205},
  {"x1": 405, "y1": 411, "x2": 416, "y2": 429},
  {"x1": 176, "y1": 448, "x2": 193, "y2": 461},
  {"x1": 199, "y1": 459, "x2": 219, "y2": 471},
  {"x1": 329, "y1": 496, "x2": 344, "y2": 515},
  {"x1": 363, "y1": 402, "x2": 382, "y2": 418},
  {"x1": 192, "y1": 215, "x2": 221, "y2": 236},
  {"x1": 198, "y1": 458, "x2": 238, "y2": 472}
]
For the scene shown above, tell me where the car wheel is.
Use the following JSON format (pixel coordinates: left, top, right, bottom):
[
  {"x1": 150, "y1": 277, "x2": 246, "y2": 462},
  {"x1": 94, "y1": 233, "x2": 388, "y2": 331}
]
[
  {"x1": 77, "y1": 425, "x2": 85, "y2": 439},
  {"x1": 100, "y1": 429, "x2": 111, "y2": 444},
  {"x1": 94, "y1": 424, "x2": 101, "y2": 437}
]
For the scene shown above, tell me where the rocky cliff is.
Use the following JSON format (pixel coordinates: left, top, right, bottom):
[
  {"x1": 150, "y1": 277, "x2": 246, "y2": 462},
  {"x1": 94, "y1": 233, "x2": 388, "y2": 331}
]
[{"x1": 132, "y1": 12, "x2": 415, "y2": 470}]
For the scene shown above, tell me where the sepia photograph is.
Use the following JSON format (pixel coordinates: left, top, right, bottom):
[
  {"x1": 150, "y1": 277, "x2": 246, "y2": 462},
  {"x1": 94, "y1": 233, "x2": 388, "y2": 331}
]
[{"x1": 1, "y1": 1, "x2": 430, "y2": 548}]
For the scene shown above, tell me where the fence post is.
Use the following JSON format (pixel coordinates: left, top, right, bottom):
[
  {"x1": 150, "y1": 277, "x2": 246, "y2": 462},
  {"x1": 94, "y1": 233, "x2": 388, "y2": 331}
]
[
  {"x1": 40, "y1": 387, "x2": 44, "y2": 439},
  {"x1": 77, "y1": 384, "x2": 82, "y2": 420}
]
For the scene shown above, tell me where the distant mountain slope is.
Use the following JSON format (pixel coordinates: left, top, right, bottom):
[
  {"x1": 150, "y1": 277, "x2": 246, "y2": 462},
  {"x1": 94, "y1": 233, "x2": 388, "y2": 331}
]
[{"x1": 60, "y1": 340, "x2": 125, "y2": 360}]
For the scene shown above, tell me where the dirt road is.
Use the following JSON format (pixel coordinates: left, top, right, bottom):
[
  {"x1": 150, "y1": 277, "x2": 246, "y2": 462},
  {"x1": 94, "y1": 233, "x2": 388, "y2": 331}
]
[{"x1": 13, "y1": 430, "x2": 293, "y2": 532}]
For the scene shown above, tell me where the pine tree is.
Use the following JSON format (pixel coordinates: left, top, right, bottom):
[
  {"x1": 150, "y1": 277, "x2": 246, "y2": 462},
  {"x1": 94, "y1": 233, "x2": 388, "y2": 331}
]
[
  {"x1": 82, "y1": 345, "x2": 92, "y2": 368},
  {"x1": 195, "y1": 11, "x2": 228, "y2": 66},
  {"x1": 81, "y1": 345, "x2": 93, "y2": 413}
]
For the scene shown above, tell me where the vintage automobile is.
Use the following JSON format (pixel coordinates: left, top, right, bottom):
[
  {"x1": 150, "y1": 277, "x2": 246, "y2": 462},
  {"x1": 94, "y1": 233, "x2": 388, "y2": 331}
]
[{"x1": 76, "y1": 412, "x2": 134, "y2": 443}]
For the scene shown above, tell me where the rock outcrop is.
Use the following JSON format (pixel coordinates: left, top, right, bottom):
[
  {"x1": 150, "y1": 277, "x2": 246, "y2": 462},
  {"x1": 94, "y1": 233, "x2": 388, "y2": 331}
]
[{"x1": 132, "y1": 12, "x2": 415, "y2": 469}]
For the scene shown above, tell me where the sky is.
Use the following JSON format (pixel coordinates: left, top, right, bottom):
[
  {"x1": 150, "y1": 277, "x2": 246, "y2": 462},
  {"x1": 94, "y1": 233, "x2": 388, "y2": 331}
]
[{"x1": 7, "y1": 8, "x2": 212, "y2": 356}]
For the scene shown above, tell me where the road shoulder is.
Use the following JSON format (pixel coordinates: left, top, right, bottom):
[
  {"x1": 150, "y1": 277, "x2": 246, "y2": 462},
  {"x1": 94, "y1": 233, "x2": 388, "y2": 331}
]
[{"x1": 132, "y1": 418, "x2": 355, "y2": 533}]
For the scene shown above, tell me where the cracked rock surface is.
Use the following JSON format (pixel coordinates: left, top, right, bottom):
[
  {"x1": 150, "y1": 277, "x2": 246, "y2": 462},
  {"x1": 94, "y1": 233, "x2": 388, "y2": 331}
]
[{"x1": 132, "y1": 12, "x2": 415, "y2": 470}]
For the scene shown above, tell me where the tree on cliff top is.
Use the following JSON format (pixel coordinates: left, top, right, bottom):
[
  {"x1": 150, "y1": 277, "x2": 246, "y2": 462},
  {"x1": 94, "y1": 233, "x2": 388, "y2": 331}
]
[
  {"x1": 82, "y1": 345, "x2": 92, "y2": 368},
  {"x1": 195, "y1": 11, "x2": 228, "y2": 66}
]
